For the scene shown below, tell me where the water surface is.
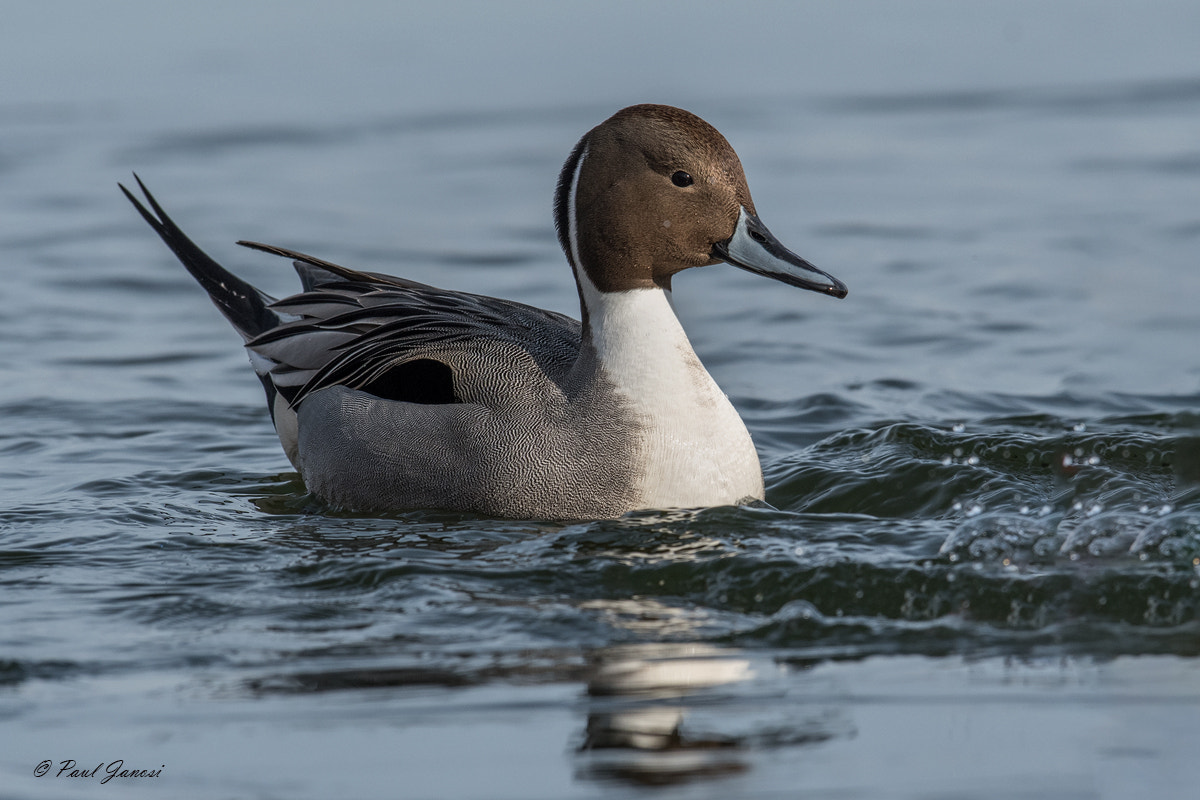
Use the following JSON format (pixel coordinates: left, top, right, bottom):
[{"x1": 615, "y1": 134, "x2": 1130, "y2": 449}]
[{"x1": 3, "y1": 3, "x2": 1200, "y2": 798}]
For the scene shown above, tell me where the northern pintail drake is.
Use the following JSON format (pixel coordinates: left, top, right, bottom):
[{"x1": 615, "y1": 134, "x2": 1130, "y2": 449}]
[{"x1": 122, "y1": 104, "x2": 846, "y2": 519}]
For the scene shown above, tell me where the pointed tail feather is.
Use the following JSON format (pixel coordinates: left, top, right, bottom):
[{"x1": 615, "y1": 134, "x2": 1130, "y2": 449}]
[{"x1": 120, "y1": 175, "x2": 281, "y2": 341}]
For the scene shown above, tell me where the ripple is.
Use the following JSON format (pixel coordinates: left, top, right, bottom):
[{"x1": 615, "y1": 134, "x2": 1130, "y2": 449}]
[{"x1": 823, "y1": 76, "x2": 1200, "y2": 116}]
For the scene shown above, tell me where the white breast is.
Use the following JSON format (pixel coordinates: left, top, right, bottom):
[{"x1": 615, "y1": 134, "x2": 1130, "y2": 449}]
[{"x1": 581, "y1": 279, "x2": 765, "y2": 509}]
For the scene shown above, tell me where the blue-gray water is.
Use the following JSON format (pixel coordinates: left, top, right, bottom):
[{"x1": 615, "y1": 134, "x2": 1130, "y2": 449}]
[{"x1": 3, "y1": 2, "x2": 1200, "y2": 798}]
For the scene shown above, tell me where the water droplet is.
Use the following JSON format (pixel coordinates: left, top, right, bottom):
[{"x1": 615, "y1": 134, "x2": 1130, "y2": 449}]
[
  {"x1": 952, "y1": 423, "x2": 965, "y2": 433},
  {"x1": 1087, "y1": 455, "x2": 1100, "y2": 465},
  {"x1": 1159, "y1": 505, "x2": 1174, "y2": 516},
  {"x1": 1073, "y1": 447, "x2": 1084, "y2": 458},
  {"x1": 794, "y1": 546, "x2": 805, "y2": 557},
  {"x1": 1073, "y1": 422, "x2": 1086, "y2": 432},
  {"x1": 966, "y1": 455, "x2": 980, "y2": 466},
  {"x1": 942, "y1": 455, "x2": 952, "y2": 466},
  {"x1": 953, "y1": 447, "x2": 964, "y2": 458}
]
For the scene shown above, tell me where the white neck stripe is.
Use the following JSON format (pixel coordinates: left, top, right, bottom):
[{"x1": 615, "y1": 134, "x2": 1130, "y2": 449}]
[{"x1": 566, "y1": 143, "x2": 588, "y2": 276}]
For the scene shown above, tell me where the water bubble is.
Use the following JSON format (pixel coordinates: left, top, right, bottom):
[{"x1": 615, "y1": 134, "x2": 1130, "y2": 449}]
[
  {"x1": 953, "y1": 447, "x2": 964, "y2": 458},
  {"x1": 776, "y1": 599, "x2": 820, "y2": 621},
  {"x1": 952, "y1": 423, "x2": 966, "y2": 433},
  {"x1": 1087, "y1": 455, "x2": 1100, "y2": 465},
  {"x1": 1159, "y1": 505, "x2": 1174, "y2": 516},
  {"x1": 1073, "y1": 422, "x2": 1087, "y2": 432},
  {"x1": 942, "y1": 455, "x2": 953, "y2": 466},
  {"x1": 966, "y1": 455, "x2": 980, "y2": 466},
  {"x1": 794, "y1": 546, "x2": 805, "y2": 557},
  {"x1": 1074, "y1": 447, "x2": 1085, "y2": 458}
]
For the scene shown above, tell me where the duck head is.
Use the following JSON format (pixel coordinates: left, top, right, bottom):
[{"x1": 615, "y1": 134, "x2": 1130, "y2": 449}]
[{"x1": 554, "y1": 104, "x2": 847, "y2": 299}]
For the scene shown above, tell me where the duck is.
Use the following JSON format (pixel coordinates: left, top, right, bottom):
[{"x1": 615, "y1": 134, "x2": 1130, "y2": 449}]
[{"x1": 122, "y1": 104, "x2": 846, "y2": 519}]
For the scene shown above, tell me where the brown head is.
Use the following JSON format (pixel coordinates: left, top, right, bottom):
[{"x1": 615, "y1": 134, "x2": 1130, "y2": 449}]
[{"x1": 553, "y1": 104, "x2": 846, "y2": 298}]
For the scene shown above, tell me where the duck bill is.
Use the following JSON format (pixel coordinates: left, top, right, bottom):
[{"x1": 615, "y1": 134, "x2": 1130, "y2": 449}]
[{"x1": 712, "y1": 207, "x2": 847, "y2": 298}]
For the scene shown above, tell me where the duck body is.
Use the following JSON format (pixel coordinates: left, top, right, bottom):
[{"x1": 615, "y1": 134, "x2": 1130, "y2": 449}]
[{"x1": 123, "y1": 105, "x2": 846, "y2": 519}]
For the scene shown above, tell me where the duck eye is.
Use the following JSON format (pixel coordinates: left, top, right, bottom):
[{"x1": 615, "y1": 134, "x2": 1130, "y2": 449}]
[{"x1": 670, "y1": 171, "x2": 694, "y2": 188}]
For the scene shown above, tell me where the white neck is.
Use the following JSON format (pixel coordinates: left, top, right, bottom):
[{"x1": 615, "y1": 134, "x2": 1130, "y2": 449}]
[
  {"x1": 577, "y1": 273, "x2": 765, "y2": 509},
  {"x1": 563, "y1": 138, "x2": 763, "y2": 509}
]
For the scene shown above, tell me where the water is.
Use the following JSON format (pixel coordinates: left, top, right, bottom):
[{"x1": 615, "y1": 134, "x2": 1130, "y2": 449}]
[{"x1": 3, "y1": 2, "x2": 1200, "y2": 798}]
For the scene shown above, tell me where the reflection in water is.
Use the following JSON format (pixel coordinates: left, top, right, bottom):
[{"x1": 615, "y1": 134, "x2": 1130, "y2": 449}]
[
  {"x1": 576, "y1": 643, "x2": 843, "y2": 787},
  {"x1": 578, "y1": 644, "x2": 752, "y2": 786}
]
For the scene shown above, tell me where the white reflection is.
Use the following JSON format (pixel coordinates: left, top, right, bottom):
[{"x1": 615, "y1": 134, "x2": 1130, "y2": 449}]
[{"x1": 578, "y1": 643, "x2": 754, "y2": 786}]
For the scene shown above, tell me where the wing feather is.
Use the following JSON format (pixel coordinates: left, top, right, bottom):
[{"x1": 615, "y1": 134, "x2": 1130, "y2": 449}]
[{"x1": 238, "y1": 244, "x2": 582, "y2": 408}]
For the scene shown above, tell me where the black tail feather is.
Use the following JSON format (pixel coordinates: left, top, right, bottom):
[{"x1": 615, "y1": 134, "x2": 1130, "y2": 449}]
[{"x1": 120, "y1": 175, "x2": 280, "y2": 341}]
